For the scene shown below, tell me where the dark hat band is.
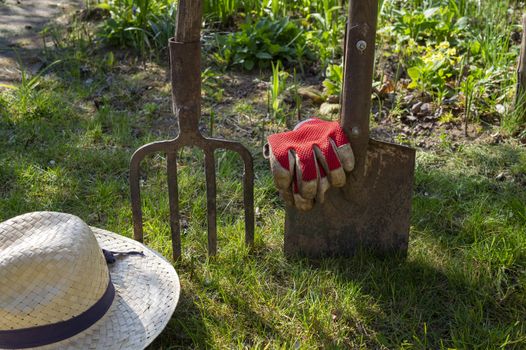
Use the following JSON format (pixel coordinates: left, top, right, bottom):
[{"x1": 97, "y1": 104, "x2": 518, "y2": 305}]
[{"x1": 0, "y1": 278, "x2": 115, "y2": 349}]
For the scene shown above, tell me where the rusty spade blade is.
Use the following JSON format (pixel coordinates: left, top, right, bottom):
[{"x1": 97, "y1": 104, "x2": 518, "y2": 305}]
[
  {"x1": 130, "y1": 0, "x2": 254, "y2": 260},
  {"x1": 284, "y1": 0, "x2": 416, "y2": 258}
]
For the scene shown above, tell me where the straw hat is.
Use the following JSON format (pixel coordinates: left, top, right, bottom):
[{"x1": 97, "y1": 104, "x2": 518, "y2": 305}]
[{"x1": 0, "y1": 212, "x2": 180, "y2": 349}]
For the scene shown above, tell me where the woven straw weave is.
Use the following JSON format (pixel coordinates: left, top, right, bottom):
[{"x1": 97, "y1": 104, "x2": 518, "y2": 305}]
[
  {"x1": 0, "y1": 212, "x2": 180, "y2": 350},
  {"x1": 0, "y1": 213, "x2": 109, "y2": 328}
]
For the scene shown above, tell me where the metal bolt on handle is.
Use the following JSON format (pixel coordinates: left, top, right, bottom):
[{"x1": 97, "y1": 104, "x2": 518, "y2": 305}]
[{"x1": 356, "y1": 40, "x2": 367, "y2": 52}]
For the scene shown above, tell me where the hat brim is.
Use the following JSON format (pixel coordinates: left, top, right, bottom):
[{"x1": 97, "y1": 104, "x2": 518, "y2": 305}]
[{"x1": 33, "y1": 227, "x2": 180, "y2": 350}]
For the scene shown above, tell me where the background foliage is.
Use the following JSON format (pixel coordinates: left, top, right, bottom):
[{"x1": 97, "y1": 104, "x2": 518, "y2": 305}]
[{"x1": 1, "y1": 0, "x2": 525, "y2": 348}]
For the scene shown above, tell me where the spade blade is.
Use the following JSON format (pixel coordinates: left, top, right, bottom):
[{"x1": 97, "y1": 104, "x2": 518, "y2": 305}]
[{"x1": 284, "y1": 139, "x2": 416, "y2": 258}]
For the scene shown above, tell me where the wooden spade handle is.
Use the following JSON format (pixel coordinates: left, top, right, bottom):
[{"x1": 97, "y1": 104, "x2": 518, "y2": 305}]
[
  {"x1": 175, "y1": 0, "x2": 202, "y2": 42},
  {"x1": 340, "y1": 0, "x2": 379, "y2": 160}
]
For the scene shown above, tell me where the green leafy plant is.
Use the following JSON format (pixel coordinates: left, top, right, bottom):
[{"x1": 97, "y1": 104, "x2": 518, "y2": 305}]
[
  {"x1": 292, "y1": 68, "x2": 302, "y2": 122},
  {"x1": 202, "y1": 67, "x2": 224, "y2": 103},
  {"x1": 304, "y1": 6, "x2": 345, "y2": 72},
  {"x1": 406, "y1": 41, "x2": 460, "y2": 101},
  {"x1": 322, "y1": 63, "x2": 343, "y2": 97},
  {"x1": 269, "y1": 60, "x2": 289, "y2": 124},
  {"x1": 204, "y1": 0, "x2": 342, "y2": 26},
  {"x1": 204, "y1": 0, "x2": 265, "y2": 26},
  {"x1": 98, "y1": 0, "x2": 176, "y2": 55},
  {"x1": 215, "y1": 17, "x2": 313, "y2": 70},
  {"x1": 387, "y1": 3, "x2": 468, "y2": 46},
  {"x1": 0, "y1": 60, "x2": 62, "y2": 114},
  {"x1": 505, "y1": 90, "x2": 526, "y2": 136},
  {"x1": 204, "y1": 0, "x2": 238, "y2": 25}
]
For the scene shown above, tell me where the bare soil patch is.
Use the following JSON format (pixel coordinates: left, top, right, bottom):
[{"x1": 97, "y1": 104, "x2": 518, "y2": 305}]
[{"x1": 0, "y1": 0, "x2": 83, "y2": 83}]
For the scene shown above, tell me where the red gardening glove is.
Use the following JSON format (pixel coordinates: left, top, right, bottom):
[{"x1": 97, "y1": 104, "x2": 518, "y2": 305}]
[{"x1": 264, "y1": 118, "x2": 355, "y2": 211}]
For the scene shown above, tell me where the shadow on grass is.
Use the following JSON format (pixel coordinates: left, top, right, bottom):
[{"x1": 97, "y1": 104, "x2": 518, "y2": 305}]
[
  {"x1": 147, "y1": 288, "x2": 211, "y2": 350},
  {"x1": 318, "y1": 257, "x2": 466, "y2": 347},
  {"x1": 276, "y1": 250, "x2": 523, "y2": 348},
  {"x1": 274, "y1": 147, "x2": 526, "y2": 348}
]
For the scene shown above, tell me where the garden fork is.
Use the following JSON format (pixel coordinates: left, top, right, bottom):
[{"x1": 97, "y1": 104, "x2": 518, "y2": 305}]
[{"x1": 129, "y1": 0, "x2": 254, "y2": 260}]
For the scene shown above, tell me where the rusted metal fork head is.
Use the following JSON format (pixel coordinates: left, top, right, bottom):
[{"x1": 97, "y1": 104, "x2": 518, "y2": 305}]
[{"x1": 129, "y1": 37, "x2": 254, "y2": 260}]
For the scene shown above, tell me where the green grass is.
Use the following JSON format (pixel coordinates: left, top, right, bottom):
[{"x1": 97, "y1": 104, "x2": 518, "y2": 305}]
[
  {"x1": 1, "y1": 0, "x2": 525, "y2": 347},
  {"x1": 1, "y1": 64, "x2": 525, "y2": 349}
]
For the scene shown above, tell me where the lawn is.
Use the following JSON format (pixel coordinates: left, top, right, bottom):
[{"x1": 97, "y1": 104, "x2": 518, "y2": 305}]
[{"x1": 0, "y1": 0, "x2": 525, "y2": 348}]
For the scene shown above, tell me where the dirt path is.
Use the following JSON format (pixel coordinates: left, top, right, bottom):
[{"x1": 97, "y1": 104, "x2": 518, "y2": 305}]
[{"x1": 0, "y1": 0, "x2": 83, "y2": 84}]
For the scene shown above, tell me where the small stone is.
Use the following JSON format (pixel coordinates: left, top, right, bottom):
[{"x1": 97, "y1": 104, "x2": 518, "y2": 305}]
[
  {"x1": 298, "y1": 86, "x2": 325, "y2": 105},
  {"x1": 402, "y1": 115, "x2": 418, "y2": 124},
  {"x1": 400, "y1": 78, "x2": 412, "y2": 86},
  {"x1": 256, "y1": 81, "x2": 269, "y2": 89},
  {"x1": 444, "y1": 95, "x2": 459, "y2": 105},
  {"x1": 403, "y1": 94, "x2": 415, "y2": 105},
  {"x1": 319, "y1": 103, "x2": 340, "y2": 115},
  {"x1": 327, "y1": 94, "x2": 340, "y2": 104},
  {"x1": 411, "y1": 101, "x2": 423, "y2": 115},
  {"x1": 496, "y1": 104, "x2": 506, "y2": 115},
  {"x1": 420, "y1": 103, "x2": 433, "y2": 115},
  {"x1": 49, "y1": 160, "x2": 56, "y2": 166},
  {"x1": 423, "y1": 115, "x2": 436, "y2": 122}
]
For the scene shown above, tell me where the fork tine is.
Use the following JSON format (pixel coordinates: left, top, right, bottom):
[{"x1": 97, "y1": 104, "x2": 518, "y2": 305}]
[
  {"x1": 130, "y1": 152, "x2": 145, "y2": 243},
  {"x1": 131, "y1": 139, "x2": 254, "y2": 258},
  {"x1": 207, "y1": 140, "x2": 255, "y2": 248},
  {"x1": 204, "y1": 149, "x2": 218, "y2": 255},
  {"x1": 241, "y1": 151, "x2": 255, "y2": 247},
  {"x1": 130, "y1": 140, "x2": 176, "y2": 245},
  {"x1": 167, "y1": 152, "x2": 182, "y2": 260}
]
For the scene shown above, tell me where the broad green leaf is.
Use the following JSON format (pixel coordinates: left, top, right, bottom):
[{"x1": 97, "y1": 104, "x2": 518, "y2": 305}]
[
  {"x1": 456, "y1": 17, "x2": 469, "y2": 30},
  {"x1": 256, "y1": 52, "x2": 273, "y2": 60},
  {"x1": 470, "y1": 41, "x2": 481, "y2": 55},
  {"x1": 407, "y1": 66, "x2": 422, "y2": 81}
]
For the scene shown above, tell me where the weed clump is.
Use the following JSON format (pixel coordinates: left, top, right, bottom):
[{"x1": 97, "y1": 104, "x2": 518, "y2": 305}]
[{"x1": 213, "y1": 17, "x2": 314, "y2": 71}]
